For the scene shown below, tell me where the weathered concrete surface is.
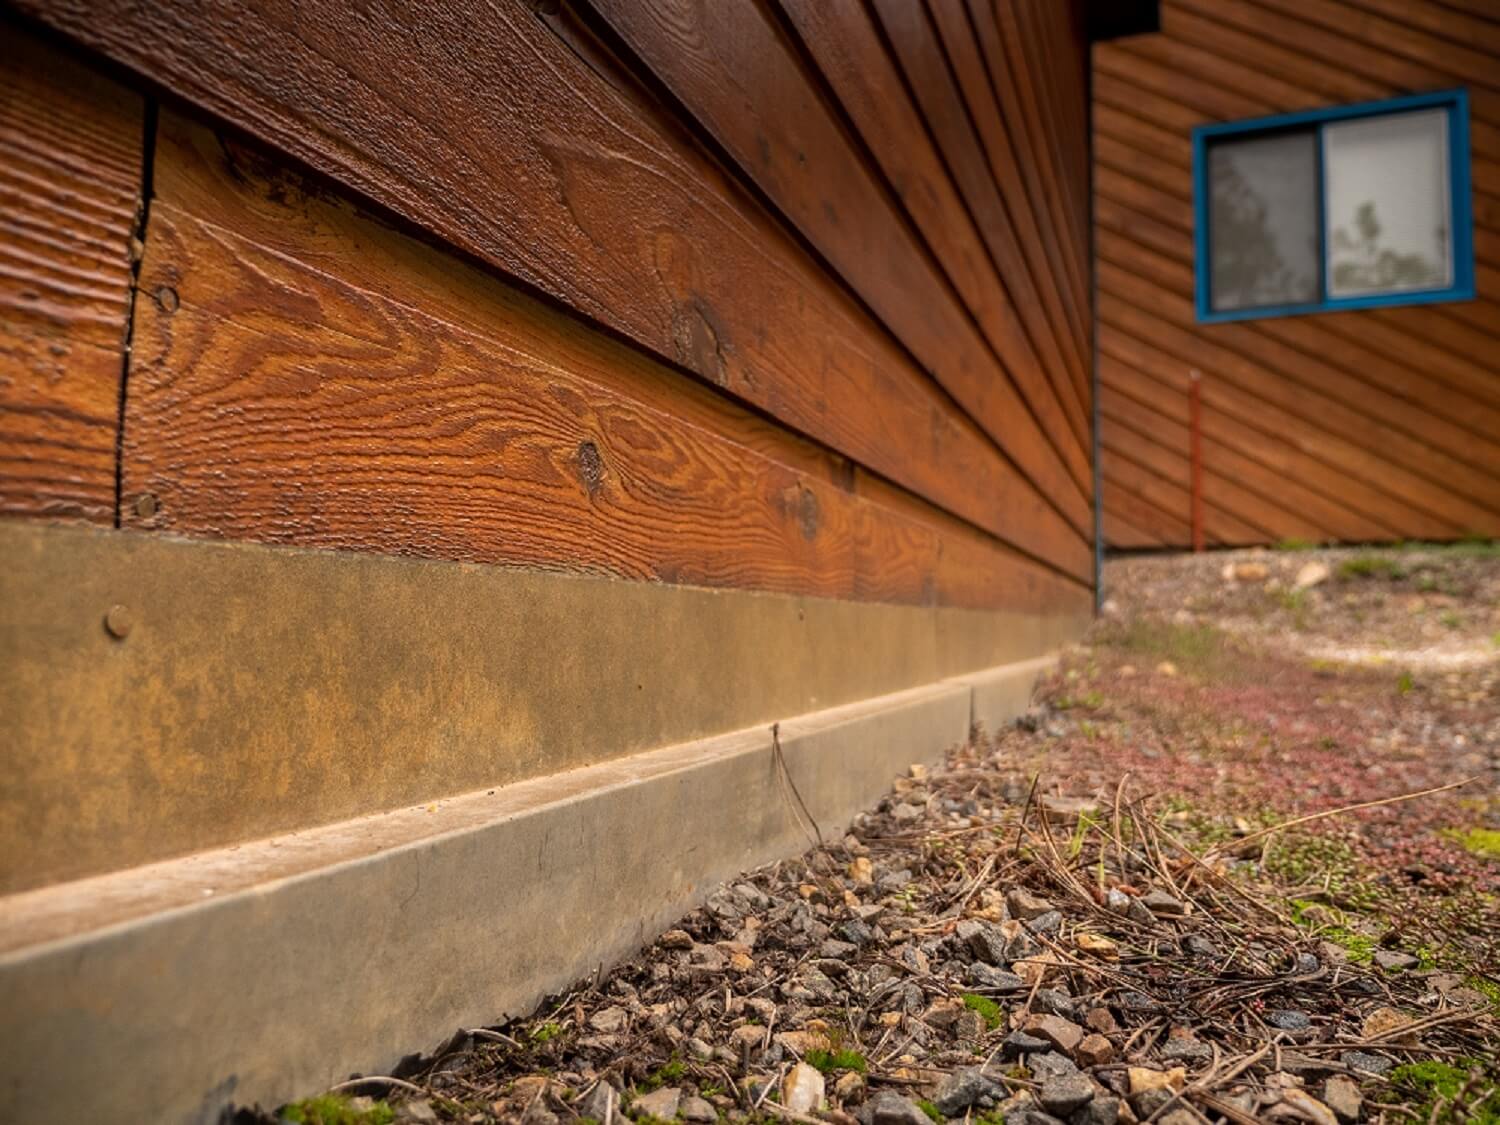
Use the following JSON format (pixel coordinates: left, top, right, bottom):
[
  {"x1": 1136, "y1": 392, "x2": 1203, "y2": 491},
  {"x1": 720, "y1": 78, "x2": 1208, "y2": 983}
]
[
  {"x1": 950, "y1": 653, "x2": 1058, "y2": 732},
  {"x1": 0, "y1": 676, "x2": 986, "y2": 1124},
  {"x1": 0, "y1": 521, "x2": 1090, "y2": 891}
]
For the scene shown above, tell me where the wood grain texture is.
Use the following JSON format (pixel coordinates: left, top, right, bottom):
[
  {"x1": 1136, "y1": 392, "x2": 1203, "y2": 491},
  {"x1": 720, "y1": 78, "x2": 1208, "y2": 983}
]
[
  {"x1": 1094, "y1": 0, "x2": 1500, "y2": 548},
  {"x1": 582, "y1": 0, "x2": 1093, "y2": 507},
  {"x1": 872, "y1": 0, "x2": 1092, "y2": 439},
  {"x1": 772, "y1": 0, "x2": 1088, "y2": 448},
  {"x1": 0, "y1": 24, "x2": 142, "y2": 522},
  {"x1": 927, "y1": 0, "x2": 1089, "y2": 440},
  {"x1": 124, "y1": 113, "x2": 1088, "y2": 611},
  {"x1": 15, "y1": 0, "x2": 1090, "y2": 579},
  {"x1": 966, "y1": 0, "x2": 1092, "y2": 409}
]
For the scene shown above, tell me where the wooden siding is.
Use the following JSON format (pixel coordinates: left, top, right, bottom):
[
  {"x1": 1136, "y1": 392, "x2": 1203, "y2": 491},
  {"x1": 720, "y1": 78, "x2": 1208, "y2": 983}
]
[
  {"x1": 1095, "y1": 0, "x2": 1500, "y2": 548},
  {"x1": 7, "y1": 0, "x2": 1096, "y2": 600},
  {"x1": 120, "y1": 110, "x2": 1083, "y2": 613},
  {"x1": 11, "y1": 0, "x2": 1096, "y2": 596},
  {"x1": 0, "y1": 27, "x2": 142, "y2": 524}
]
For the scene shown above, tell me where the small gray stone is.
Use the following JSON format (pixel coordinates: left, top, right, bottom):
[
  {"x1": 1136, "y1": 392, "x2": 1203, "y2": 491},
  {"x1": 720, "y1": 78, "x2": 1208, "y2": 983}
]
[
  {"x1": 1323, "y1": 1075, "x2": 1363, "y2": 1123},
  {"x1": 1039, "y1": 1073, "x2": 1095, "y2": 1117},
  {"x1": 589, "y1": 1005, "x2": 629, "y2": 1033},
  {"x1": 821, "y1": 938, "x2": 860, "y2": 959},
  {"x1": 840, "y1": 919, "x2": 876, "y2": 946},
  {"x1": 520, "y1": 1099, "x2": 559, "y2": 1125},
  {"x1": 577, "y1": 1082, "x2": 619, "y2": 1123},
  {"x1": 1003, "y1": 1029, "x2": 1052, "y2": 1058},
  {"x1": 1026, "y1": 910, "x2": 1064, "y2": 936},
  {"x1": 864, "y1": 1091, "x2": 937, "y2": 1125},
  {"x1": 1070, "y1": 1095, "x2": 1121, "y2": 1125},
  {"x1": 732, "y1": 882, "x2": 771, "y2": 911},
  {"x1": 398, "y1": 1102, "x2": 439, "y2": 1124},
  {"x1": 1007, "y1": 888, "x2": 1054, "y2": 920},
  {"x1": 1340, "y1": 1050, "x2": 1394, "y2": 1076},
  {"x1": 1180, "y1": 934, "x2": 1218, "y2": 957},
  {"x1": 1129, "y1": 1088, "x2": 1174, "y2": 1117},
  {"x1": 1294, "y1": 952, "x2": 1322, "y2": 974},
  {"x1": 1266, "y1": 1009, "x2": 1311, "y2": 1031},
  {"x1": 630, "y1": 1086, "x2": 681, "y2": 1120},
  {"x1": 1374, "y1": 949, "x2": 1419, "y2": 971},
  {"x1": 968, "y1": 963, "x2": 1026, "y2": 991},
  {"x1": 1009, "y1": 1111, "x2": 1066, "y2": 1125},
  {"x1": 1035, "y1": 988, "x2": 1080, "y2": 1022},
  {"x1": 679, "y1": 1095, "x2": 717, "y2": 1123},
  {"x1": 1160, "y1": 1029, "x2": 1212, "y2": 1064},
  {"x1": 1140, "y1": 889, "x2": 1187, "y2": 915},
  {"x1": 1028, "y1": 1051, "x2": 1080, "y2": 1081},
  {"x1": 958, "y1": 920, "x2": 1009, "y2": 965},
  {"x1": 933, "y1": 1067, "x2": 1005, "y2": 1115}
]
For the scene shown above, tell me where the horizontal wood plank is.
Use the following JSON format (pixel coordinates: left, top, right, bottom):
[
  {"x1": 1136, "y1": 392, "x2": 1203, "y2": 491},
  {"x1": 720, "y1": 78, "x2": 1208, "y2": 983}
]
[
  {"x1": 580, "y1": 0, "x2": 1093, "y2": 510},
  {"x1": 870, "y1": 0, "x2": 1092, "y2": 456},
  {"x1": 0, "y1": 24, "x2": 141, "y2": 523},
  {"x1": 16, "y1": 0, "x2": 1089, "y2": 578},
  {"x1": 125, "y1": 113, "x2": 1088, "y2": 611}
]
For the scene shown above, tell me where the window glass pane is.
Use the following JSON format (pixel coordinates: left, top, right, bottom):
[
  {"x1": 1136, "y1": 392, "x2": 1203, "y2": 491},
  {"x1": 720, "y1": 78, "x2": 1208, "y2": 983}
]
[
  {"x1": 1207, "y1": 129, "x2": 1319, "y2": 312},
  {"x1": 1324, "y1": 108, "x2": 1451, "y2": 298}
]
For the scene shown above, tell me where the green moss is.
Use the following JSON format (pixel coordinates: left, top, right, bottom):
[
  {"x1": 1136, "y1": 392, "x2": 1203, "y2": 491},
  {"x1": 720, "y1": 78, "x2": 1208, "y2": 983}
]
[
  {"x1": 280, "y1": 1094, "x2": 395, "y2": 1125},
  {"x1": 1397, "y1": 671, "x2": 1416, "y2": 695},
  {"x1": 1447, "y1": 827, "x2": 1500, "y2": 859},
  {"x1": 638, "y1": 1058, "x2": 686, "y2": 1091},
  {"x1": 1440, "y1": 611, "x2": 1462, "y2": 629},
  {"x1": 962, "y1": 993, "x2": 1004, "y2": 1030},
  {"x1": 1337, "y1": 555, "x2": 1406, "y2": 580},
  {"x1": 1265, "y1": 834, "x2": 1385, "y2": 912},
  {"x1": 529, "y1": 1021, "x2": 563, "y2": 1044},
  {"x1": 1054, "y1": 690, "x2": 1104, "y2": 712},
  {"x1": 916, "y1": 1098, "x2": 944, "y2": 1122},
  {"x1": 1274, "y1": 538, "x2": 1318, "y2": 551},
  {"x1": 1389, "y1": 1060, "x2": 1500, "y2": 1124},
  {"x1": 1101, "y1": 620, "x2": 1244, "y2": 681},
  {"x1": 1288, "y1": 899, "x2": 1378, "y2": 963},
  {"x1": 804, "y1": 1048, "x2": 868, "y2": 1074},
  {"x1": 1466, "y1": 976, "x2": 1500, "y2": 1010}
]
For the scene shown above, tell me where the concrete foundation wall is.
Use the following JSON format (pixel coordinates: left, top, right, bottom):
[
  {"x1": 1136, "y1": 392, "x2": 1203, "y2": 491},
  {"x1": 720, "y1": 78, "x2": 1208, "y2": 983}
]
[
  {"x1": 0, "y1": 521, "x2": 1088, "y2": 893},
  {"x1": 0, "y1": 661, "x2": 1056, "y2": 1124}
]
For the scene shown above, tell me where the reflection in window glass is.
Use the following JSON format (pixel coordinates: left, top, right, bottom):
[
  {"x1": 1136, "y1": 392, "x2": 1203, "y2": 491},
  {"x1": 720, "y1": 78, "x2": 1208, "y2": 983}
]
[
  {"x1": 1324, "y1": 108, "x2": 1451, "y2": 298},
  {"x1": 1207, "y1": 129, "x2": 1319, "y2": 312}
]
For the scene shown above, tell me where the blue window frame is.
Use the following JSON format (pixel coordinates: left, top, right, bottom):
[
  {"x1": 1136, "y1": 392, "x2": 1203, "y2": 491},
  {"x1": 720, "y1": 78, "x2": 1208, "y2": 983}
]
[{"x1": 1193, "y1": 90, "x2": 1474, "y2": 323}]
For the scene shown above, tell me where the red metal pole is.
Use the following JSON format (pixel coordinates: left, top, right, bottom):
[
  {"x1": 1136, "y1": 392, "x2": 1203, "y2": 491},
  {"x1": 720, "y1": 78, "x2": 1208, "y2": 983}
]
[{"x1": 1189, "y1": 369, "x2": 1203, "y2": 553}]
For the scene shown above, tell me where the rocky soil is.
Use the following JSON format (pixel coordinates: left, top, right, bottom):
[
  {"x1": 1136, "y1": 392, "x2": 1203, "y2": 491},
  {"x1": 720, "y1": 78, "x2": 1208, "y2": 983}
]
[{"x1": 260, "y1": 545, "x2": 1499, "y2": 1125}]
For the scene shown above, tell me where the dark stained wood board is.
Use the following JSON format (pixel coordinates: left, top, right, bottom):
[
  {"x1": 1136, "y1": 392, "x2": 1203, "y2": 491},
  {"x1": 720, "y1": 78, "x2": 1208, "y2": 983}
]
[
  {"x1": 0, "y1": 23, "x2": 143, "y2": 523},
  {"x1": 581, "y1": 0, "x2": 1093, "y2": 499},
  {"x1": 123, "y1": 113, "x2": 1090, "y2": 611},
  {"x1": 13, "y1": 0, "x2": 1092, "y2": 571}
]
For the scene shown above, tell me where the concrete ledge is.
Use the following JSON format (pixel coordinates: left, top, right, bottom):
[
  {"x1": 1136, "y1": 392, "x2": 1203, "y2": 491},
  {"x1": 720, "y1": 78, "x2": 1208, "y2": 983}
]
[
  {"x1": 0, "y1": 677, "x2": 967, "y2": 1123},
  {"x1": 948, "y1": 652, "x2": 1058, "y2": 732},
  {"x1": 0, "y1": 651, "x2": 1055, "y2": 1124}
]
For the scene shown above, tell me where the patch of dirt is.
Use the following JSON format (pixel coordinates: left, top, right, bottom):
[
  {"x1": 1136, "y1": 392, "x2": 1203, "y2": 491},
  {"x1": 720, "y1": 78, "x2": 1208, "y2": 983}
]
[
  {"x1": 247, "y1": 546, "x2": 1500, "y2": 1125},
  {"x1": 1105, "y1": 543, "x2": 1500, "y2": 673}
]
